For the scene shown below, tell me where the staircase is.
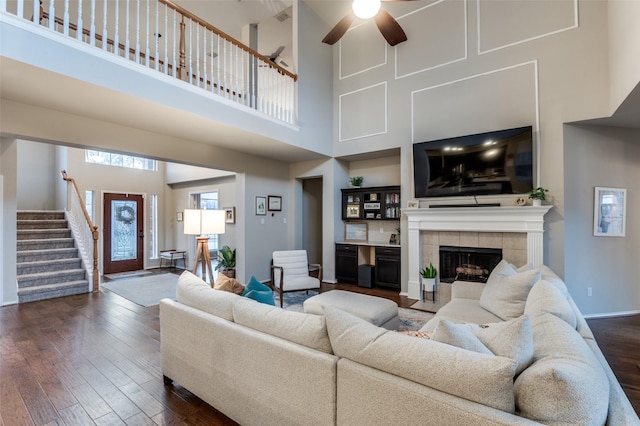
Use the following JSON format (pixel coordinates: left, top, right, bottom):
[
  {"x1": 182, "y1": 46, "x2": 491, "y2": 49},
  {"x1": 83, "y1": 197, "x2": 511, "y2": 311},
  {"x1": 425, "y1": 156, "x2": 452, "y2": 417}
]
[{"x1": 17, "y1": 211, "x2": 89, "y2": 303}]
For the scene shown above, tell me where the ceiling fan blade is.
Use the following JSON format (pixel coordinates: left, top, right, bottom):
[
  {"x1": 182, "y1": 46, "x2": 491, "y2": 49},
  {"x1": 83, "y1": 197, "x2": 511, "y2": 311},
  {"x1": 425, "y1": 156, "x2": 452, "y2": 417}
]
[
  {"x1": 322, "y1": 11, "x2": 356, "y2": 45},
  {"x1": 374, "y1": 9, "x2": 407, "y2": 46},
  {"x1": 273, "y1": 45, "x2": 285, "y2": 57}
]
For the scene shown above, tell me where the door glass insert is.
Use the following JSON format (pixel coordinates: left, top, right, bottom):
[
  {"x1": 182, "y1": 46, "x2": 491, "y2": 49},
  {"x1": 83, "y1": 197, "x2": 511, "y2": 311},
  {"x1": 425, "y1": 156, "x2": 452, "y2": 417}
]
[{"x1": 111, "y1": 200, "x2": 138, "y2": 261}]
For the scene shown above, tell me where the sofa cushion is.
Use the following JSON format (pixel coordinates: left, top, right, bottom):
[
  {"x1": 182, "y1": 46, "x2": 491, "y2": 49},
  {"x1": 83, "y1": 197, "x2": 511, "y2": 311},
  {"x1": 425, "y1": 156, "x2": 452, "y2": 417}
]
[
  {"x1": 479, "y1": 260, "x2": 541, "y2": 320},
  {"x1": 431, "y1": 315, "x2": 534, "y2": 375},
  {"x1": 175, "y1": 270, "x2": 239, "y2": 321},
  {"x1": 539, "y1": 264, "x2": 569, "y2": 295},
  {"x1": 214, "y1": 273, "x2": 245, "y2": 295},
  {"x1": 420, "y1": 298, "x2": 502, "y2": 333},
  {"x1": 514, "y1": 313, "x2": 609, "y2": 425},
  {"x1": 431, "y1": 319, "x2": 492, "y2": 354},
  {"x1": 525, "y1": 280, "x2": 577, "y2": 328},
  {"x1": 325, "y1": 306, "x2": 517, "y2": 412},
  {"x1": 232, "y1": 298, "x2": 332, "y2": 353}
]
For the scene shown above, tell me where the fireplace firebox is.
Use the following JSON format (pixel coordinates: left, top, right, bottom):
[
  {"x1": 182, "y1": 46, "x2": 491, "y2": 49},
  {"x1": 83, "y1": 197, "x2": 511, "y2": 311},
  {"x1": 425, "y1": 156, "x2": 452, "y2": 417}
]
[{"x1": 439, "y1": 246, "x2": 502, "y2": 283}]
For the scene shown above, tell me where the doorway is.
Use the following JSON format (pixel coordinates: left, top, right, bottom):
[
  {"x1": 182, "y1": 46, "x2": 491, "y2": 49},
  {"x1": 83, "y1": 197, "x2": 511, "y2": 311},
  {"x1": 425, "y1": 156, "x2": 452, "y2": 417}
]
[
  {"x1": 302, "y1": 178, "x2": 323, "y2": 265},
  {"x1": 103, "y1": 193, "x2": 144, "y2": 274}
]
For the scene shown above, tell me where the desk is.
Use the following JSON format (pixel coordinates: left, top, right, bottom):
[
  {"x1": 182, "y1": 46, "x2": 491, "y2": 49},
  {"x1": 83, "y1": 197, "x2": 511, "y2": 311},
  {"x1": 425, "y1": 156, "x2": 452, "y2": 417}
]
[{"x1": 160, "y1": 250, "x2": 186, "y2": 271}]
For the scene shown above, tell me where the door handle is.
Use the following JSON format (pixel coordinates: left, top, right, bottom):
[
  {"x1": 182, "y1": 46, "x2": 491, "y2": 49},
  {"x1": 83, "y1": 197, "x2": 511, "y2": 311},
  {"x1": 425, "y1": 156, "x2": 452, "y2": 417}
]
[{"x1": 139, "y1": 230, "x2": 144, "y2": 238}]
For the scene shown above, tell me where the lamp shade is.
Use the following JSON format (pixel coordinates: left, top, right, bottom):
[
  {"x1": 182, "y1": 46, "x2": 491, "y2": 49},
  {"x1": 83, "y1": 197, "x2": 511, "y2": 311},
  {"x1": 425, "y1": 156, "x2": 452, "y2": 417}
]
[{"x1": 183, "y1": 209, "x2": 226, "y2": 236}]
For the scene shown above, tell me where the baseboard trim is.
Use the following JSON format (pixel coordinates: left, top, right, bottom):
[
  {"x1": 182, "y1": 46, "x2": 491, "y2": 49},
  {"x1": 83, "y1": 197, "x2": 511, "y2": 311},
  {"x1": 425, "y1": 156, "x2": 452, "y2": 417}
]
[{"x1": 583, "y1": 310, "x2": 640, "y2": 319}]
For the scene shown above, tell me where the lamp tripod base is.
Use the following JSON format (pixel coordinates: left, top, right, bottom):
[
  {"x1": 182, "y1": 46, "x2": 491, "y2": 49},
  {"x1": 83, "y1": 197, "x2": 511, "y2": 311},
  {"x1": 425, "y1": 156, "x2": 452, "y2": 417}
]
[{"x1": 192, "y1": 236, "x2": 214, "y2": 286}]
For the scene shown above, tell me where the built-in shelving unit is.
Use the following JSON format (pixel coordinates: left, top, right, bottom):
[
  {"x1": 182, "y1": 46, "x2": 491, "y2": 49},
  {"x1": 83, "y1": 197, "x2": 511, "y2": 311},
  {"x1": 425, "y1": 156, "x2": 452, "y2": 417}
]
[{"x1": 341, "y1": 186, "x2": 401, "y2": 221}]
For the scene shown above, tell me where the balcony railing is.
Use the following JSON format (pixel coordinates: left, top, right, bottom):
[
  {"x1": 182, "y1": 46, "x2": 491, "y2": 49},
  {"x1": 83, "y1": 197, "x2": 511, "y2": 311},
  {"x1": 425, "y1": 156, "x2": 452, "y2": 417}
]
[{"x1": 2, "y1": 0, "x2": 297, "y2": 124}]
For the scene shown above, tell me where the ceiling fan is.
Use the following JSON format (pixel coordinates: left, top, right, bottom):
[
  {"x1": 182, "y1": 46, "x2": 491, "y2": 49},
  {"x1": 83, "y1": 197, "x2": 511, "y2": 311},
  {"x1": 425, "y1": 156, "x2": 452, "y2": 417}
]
[
  {"x1": 322, "y1": 0, "x2": 410, "y2": 46},
  {"x1": 267, "y1": 46, "x2": 289, "y2": 68}
]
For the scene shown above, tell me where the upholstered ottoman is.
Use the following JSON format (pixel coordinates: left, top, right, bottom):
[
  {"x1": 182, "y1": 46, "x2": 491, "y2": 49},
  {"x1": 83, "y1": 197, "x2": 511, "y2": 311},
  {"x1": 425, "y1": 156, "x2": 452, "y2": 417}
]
[{"x1": 303, "y1": 290, "x2": 399, "y2": 330}]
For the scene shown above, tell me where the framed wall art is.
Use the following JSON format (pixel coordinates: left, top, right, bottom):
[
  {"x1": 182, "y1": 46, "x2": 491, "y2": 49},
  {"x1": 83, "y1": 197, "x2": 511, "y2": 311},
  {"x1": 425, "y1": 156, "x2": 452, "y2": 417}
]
[
  {"x1": 593, "y1": 187, "x2": 626, "y2": 237},
  {"x1": 268, "y1": 195, "x2": 282, "y2": 211},
  {"x1": 344, "y1": 222, "x2": 368, "y2": 242},
  {"x1": 255, "y1": 196, "x2": 266, "y2": 216},
  {"x1": 223, "y1": 207, "x2": 236, "y2": 224}
]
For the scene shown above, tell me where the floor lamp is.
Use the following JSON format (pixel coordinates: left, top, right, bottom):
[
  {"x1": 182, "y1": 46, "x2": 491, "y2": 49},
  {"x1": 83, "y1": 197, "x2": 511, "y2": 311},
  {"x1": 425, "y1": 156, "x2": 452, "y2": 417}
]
[{"x1": 184, "y1": 209, "x2": 226, "y2": 286}]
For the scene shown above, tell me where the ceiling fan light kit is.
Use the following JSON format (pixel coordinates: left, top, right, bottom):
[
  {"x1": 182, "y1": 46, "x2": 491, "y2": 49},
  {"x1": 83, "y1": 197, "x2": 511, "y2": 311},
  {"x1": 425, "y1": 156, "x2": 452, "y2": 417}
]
[
  {"x1": 352, "y1": 0, "x2": 381, "y2": 19},
  {"x1": 322, "y1": 0, "x2": 409, "y2": 46}
]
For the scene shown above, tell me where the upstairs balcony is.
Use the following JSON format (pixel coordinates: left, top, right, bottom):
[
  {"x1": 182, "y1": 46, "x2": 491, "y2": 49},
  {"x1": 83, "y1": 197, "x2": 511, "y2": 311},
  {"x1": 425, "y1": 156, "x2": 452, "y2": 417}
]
[{"x1": 1, "y1": 0, "x2": 298, "y2": 125}]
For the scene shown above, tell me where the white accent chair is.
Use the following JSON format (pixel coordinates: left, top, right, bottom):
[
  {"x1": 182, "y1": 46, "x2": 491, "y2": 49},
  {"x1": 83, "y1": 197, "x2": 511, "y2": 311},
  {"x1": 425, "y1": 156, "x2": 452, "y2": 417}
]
[{"x1": 271, "y1": 250, "x2": 322, "y2": 307}]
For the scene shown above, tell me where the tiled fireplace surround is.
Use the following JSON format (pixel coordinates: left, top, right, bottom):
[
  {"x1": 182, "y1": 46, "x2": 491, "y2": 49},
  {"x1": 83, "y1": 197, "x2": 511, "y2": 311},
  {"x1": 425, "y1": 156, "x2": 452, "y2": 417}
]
[{"x1": 404, "y1": 206, "x2": 552, "y2": 302}]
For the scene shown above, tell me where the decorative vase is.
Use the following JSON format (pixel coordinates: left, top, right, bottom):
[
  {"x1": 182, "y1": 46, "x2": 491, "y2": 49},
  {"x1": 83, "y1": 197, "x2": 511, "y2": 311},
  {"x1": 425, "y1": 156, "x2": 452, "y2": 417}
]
[{"x1": 532, "y1": 199, "x2": 542, "y2": 207}]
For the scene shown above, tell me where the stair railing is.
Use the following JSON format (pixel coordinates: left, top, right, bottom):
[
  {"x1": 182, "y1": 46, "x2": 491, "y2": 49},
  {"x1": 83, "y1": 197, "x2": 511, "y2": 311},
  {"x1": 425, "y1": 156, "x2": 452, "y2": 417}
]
[
  {"x1": 2, "y1": 0, "x2": 297, "y2": 124},
  {"x1": 61, "y1": 170, "x2": 100, "y2": 293}
]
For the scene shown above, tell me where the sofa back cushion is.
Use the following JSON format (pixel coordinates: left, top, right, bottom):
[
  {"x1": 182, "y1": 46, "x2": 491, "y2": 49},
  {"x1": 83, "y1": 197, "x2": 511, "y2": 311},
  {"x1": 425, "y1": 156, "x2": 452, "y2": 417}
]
[
  {"x1": 480, "y1": 260, "x2": 541, "y2": 320},
  {"x1": 233, "y1": 298, "x2": 332, "y2": 354},
  {"x1": 514, "y1": 313, "x2": 609, "y2": 425},
  {"x1": 325, "y1": 306, "x2": 517, "y2": 412},
  {"x1": 176, "y1": 271, "x2": 239, "y2": 321},
  {"x1": 525, "y1": 280, "x2": 577, "y2": 328}
]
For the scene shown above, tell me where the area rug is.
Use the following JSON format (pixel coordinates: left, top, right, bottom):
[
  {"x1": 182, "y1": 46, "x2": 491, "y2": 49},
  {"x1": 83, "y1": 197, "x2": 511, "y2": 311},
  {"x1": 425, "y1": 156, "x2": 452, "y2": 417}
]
[
  {"x1": 275, "y1": 291, "x2": 434, "y2": 331},
  {"x1": 104, "y1": 270, "x2": 152, "y2": 280},
  {"x1": 102, "y1": 273, "x2": 178, "y2": 307},
  {"x1": 409, "y1": 298, "x2": 448, "y2": 313}
]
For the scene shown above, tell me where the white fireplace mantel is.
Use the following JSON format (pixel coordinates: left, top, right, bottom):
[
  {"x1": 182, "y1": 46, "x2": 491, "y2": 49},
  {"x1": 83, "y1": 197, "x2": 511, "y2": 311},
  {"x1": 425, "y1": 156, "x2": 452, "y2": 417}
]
[{"x1": 403, "y1": 206, "x2": 553, "y2": 299}]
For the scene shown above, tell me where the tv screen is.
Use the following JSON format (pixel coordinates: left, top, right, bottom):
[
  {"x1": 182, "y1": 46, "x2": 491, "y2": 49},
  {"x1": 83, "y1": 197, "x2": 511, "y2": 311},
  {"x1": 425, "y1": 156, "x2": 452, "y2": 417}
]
[{"x1": 413, "y1": 126, "x2": 534, "y2": 198}]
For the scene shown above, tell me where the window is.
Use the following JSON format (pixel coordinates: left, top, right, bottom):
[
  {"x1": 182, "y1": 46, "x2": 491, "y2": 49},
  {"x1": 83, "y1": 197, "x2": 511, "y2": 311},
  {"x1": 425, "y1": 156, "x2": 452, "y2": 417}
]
[
  {"x1": 149, "y1": 194, "x2": 158, "y2": 260},
  {"x1": 85, "y1": 150, "x2": 156, "y2": 171},
  {"x1": 193, "y1": 191, "x2": 220, "y2": 250}
]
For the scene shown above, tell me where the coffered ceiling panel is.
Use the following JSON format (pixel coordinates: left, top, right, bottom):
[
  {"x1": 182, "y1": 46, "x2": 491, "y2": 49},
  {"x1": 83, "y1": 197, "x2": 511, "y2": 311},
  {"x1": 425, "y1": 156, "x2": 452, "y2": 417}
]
[
  {"x1": 411, "y1": 62, "x2": 538, "y2": 143},
  {"x1": 478, "y1": 0, "x2": 578, "y2": 54},
  {"x1": 339, "y1": 21, "x2": 387, "y2": 79},
  {"x1": 340, "y1": 82, "x2": 387, "y2": 141},
  {"x1": 396, "y1": 0, "x2": 467, "y2": 79}
]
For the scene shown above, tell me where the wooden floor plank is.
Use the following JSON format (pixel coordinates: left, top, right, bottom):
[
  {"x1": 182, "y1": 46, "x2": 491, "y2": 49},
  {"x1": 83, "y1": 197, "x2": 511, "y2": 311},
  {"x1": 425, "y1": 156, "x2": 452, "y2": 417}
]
[{"x1": 2, "y1": 270, "x2": 638, "y2": 424}]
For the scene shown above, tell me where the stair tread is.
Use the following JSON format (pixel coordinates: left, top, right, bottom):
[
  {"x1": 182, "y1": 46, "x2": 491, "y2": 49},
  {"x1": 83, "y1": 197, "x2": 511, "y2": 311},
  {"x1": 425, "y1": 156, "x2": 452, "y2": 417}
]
[
  {"x1": 17, "y1": 247, "x2": 78, "y2": 254},
  {"x1": 18, "y1": 280, "x2": 88, "y2": 294},
  {"x1": 18, "y1": 269, "x2": 86, "y2": 279},
  {"x1": 17, "y1": 258, "x2": 82, "y2": 266}
]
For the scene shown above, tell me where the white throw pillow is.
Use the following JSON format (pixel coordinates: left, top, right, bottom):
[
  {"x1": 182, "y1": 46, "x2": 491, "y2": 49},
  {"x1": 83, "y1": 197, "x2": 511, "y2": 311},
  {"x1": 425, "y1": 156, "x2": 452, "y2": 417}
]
[
  {"x1": 480, "y1": 262, "x2": 541, "y2": 320},
  {"x1": 515, "y1": 313, "x2": 609, "y2": 425},
  {"x1": 432, "y1": 315, "x2": 534, "y2": 375},
  {"x1": 525, "y1": 280, "x2": 577, "y2": 329}
]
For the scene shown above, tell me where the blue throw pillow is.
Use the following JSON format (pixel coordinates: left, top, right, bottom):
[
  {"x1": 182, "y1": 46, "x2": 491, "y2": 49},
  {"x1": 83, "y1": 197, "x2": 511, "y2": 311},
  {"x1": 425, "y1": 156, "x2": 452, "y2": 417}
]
[
  {"x1": 241, "y1": 275, "x2": 272, "y2": 296},
  {"x1": 244, "y1": 289, "x2": 276, "y2": 306}
]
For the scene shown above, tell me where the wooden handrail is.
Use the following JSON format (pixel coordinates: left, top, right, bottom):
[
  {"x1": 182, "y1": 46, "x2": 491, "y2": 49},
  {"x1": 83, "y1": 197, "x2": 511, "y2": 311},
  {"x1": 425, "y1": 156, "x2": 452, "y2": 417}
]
[{"x1": 61, "y1": 170, "x2": 100, "y2": 293}]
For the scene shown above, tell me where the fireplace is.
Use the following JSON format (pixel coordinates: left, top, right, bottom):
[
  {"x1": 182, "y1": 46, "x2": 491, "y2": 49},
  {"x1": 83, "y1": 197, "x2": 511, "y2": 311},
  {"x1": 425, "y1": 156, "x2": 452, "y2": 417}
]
[{"x1": 439, "y1": 246, "x2": 502, "y2": 283}]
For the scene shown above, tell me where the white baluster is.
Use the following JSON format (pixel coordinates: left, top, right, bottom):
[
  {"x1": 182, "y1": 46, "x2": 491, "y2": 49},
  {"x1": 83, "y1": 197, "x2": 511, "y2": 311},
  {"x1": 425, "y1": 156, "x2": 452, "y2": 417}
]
[
  {"x1": 32, "y1": 0, "x2": 38, "y2": 22},
  {"x1": 90, "y1": 0, "x2": 95, "y2": 46},
  {"x1": 125, "y1": 0, "x2": 130, "y2": 59},
  {"x1": 195, "y1": 23, "x2": 200, "y2": 87},
  {"x1": 163, "y1": 2, "x2": 168, "y2": 74},
  {"x1": 77, "y1": 0, "x2": 82, "y2": 41},
  {"x1": 154, "y1": 0, "x2": 159, "y2": 71},
  {"x1": 16, "y1": 0, "x2": 23, "y2": 19},
  {"x1": 171, "y1": 8, "x2": 176, "y2": 77},
  {"x1": 216, "y1": 35, "x2": 221, "y2": 96},
  {"x1": 48, "y1": 0, "x2": 55, "y2": 30},
  {"x1": 202, "y1": 26, "x2": 207, "y2": 89},
  {"x1": 223, "y1": 40, "x2": 227, "y2": 98},
  {"x1": 102, "y1": 0, "x2": 108, "y2": 51},
  {"x1": 0, "y1": 0, "x2": 7, "y2": 13},
  {"x1": 234, "y1": 45, "x2": 239, "y2": 101},
  {"x1": 210, "y1": 31, "x2": 214, "y2": 93},
  {"x1": 145, "y1": 0, "x2": 149, "y2": 67},
  {"x1": 135, "y1": 0, "x2": 140, "y2": 63},
  {"x1": 63, "y1": 0, "x2": 69, "y2": 36}
]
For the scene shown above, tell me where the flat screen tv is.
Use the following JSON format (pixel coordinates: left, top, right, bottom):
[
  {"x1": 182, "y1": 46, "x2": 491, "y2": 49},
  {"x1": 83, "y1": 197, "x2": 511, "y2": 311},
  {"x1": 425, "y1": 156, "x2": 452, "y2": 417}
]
[{"x1": 413, "y1": 126, "x2": 534, "y2": 198}]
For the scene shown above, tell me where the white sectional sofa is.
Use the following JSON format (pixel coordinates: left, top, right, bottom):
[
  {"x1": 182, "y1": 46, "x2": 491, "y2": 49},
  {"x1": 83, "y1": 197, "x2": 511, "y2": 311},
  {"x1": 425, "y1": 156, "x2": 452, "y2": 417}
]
[{"x1": 159, "y1": 269, "x2": 639, "y2": 426}]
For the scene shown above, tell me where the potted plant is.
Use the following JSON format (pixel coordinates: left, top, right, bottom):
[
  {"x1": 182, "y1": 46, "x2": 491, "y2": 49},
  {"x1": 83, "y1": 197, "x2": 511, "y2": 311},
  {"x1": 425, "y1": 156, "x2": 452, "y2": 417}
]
[
  {"x1": 420, "y1": 263, "x2": 437, "y2": 294},
  {"x1": 349, "y1": 176, "x2": 364, "y2": 187},
  {"x1": 528, "y1": 187, "x2": 549, "y2": 206},
  {"x1": 215, "y1": 245, "x2": 236, "y2": 278}
]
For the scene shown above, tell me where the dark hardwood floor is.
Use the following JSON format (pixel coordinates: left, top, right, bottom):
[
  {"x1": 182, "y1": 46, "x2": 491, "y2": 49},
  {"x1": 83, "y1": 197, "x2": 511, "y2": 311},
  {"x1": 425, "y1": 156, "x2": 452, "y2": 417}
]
[{"x1": 1, "y1": 273, "x2": 638, "y2": 424}]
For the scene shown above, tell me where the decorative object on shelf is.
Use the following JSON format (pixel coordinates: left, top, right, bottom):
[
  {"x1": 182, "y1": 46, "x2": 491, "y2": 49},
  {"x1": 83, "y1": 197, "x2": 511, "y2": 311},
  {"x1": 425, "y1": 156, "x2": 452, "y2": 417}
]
[
  {"x1": 389, "y1": 234, "x2": 397, "y2": 244},
  {"x1": 215, "y1": 245, "x2": 236, "y2": 278},
  {"x1": 349, "y1": 176, "x2": 364, "y2": 187},
  {"x1": 268, "y1": 195, "x2": 282, "y2": 211},
  {"x1": 515, "y1": 197, "x2": 527, "y2": 206},
  {"x1": 420, "y1": 263, "x2": 437, "y2": 302},
  {"x1": 407, "y1": 199, "x2": 419, "y2": 209},
  {"x1": 527, "y1": 187, "x2": 549, "y2": 206},
  {"x1": 255, "y1": 196, "x2": 266, "y2": 215},
  {"x1": 593, "y1": 187, "x2": 626, "y2": 237},
  {"x1": 184, "y1": 209, "x2": 226, "y2": 285},
  {"x1": 223, "y1": 207, "x2": 235, "y2": 224}
]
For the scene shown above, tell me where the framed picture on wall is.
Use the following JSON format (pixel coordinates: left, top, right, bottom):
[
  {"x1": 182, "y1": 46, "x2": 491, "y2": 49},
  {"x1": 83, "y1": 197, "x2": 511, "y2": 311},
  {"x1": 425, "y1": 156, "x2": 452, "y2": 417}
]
[
  {"x1": 223, "y1": 207, "x2": 235, "y2": 224},
  {"x1": 593, "y1": 187, "x2": 626, "y2": 237},
  {"x1": 256, "y1": 196, "x2": 266, "y2": 216},
  {"x1": 268, "y1": 195, "x2": 282, "y2": 211}
]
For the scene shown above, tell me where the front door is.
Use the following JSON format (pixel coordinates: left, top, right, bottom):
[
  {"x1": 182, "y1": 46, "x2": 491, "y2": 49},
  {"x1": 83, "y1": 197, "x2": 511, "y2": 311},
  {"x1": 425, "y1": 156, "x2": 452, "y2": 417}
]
[{"x1": 103, "y1": 193, "x2": 144, "y2": 274}]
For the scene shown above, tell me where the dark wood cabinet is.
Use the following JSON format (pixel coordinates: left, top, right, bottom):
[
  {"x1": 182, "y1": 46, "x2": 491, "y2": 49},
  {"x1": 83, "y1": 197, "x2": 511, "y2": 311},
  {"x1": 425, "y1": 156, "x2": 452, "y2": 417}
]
[
  {"x1": 335, "y1": 243, "x2": 358, "y2": 284},
  {"x1": 341, "y1": 186, "x2": 400, "y2": 221},
  {"x1": 375, "y1": 246, "x2": 401, "y2": 289}
]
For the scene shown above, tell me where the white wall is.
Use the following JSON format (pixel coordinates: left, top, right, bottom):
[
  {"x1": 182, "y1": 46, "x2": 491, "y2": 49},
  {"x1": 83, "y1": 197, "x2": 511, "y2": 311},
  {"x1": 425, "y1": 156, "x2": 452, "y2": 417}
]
[
  {"x1": 608, "y1": 0, "x2": 640, "y2": 112},
  {"x1": 17, "y1": 140, "x2": 57, "y2": 210},
  {"x1": 1, "y1": 138, "x2": 18, "y2": 305},
  {"x1": 564, "y1": 124, "x2": 640, "y2": 316},
  {"x1": 329, "y1": 0, "x2": 613, "y2": 291}
]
